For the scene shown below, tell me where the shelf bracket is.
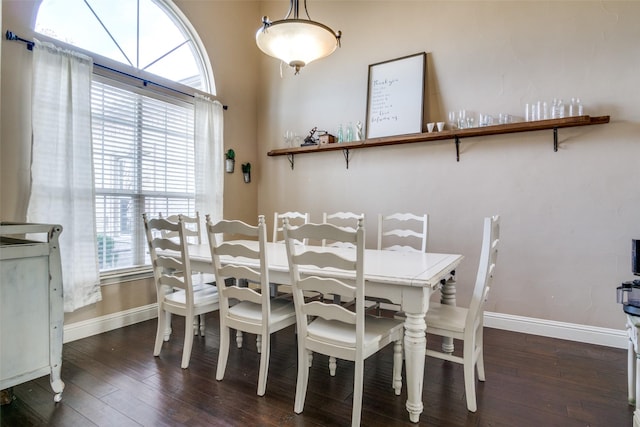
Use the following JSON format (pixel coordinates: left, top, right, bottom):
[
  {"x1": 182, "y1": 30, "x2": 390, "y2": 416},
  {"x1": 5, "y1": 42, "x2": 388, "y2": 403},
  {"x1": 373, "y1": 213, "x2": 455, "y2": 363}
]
[
  {"x1": 553, "y1": 127, "x2": 558, "y2": 152},
  {"x1": 454, "y1": 136, "x2": 461, "y2": 162},
  {"x1": 287, "y1": 153, "x2": 295, "y2": 170},
  {"x1": 343, "y1": 149, "x2": 351, "y2": 169}
]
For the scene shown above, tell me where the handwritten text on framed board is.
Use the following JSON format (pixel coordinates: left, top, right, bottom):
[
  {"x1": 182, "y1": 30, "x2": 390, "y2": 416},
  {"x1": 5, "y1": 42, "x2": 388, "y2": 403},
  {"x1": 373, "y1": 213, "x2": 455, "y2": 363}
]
[{"x1": 365, "y1": 52, "x2": 427, "y2": 139}]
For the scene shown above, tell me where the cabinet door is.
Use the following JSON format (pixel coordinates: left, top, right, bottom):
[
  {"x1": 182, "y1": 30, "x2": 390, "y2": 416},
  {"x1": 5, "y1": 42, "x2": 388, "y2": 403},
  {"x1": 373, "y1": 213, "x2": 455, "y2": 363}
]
[{"x1": 0, "y1": 254, "x2": 50, "y2": 386}]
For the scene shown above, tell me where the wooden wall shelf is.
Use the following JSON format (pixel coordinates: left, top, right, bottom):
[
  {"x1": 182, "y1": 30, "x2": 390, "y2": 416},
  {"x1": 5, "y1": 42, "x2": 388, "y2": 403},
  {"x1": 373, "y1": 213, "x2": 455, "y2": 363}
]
[{"x1": 267, "y1": 115, "x2": 610, "y2": 168}]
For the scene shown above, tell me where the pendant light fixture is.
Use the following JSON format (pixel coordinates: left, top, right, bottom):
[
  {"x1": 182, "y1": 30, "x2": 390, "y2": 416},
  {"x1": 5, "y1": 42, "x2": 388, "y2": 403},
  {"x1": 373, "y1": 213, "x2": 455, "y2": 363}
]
[{"x1": 256, "y1": 0, "x2": 341, "y2": 74}]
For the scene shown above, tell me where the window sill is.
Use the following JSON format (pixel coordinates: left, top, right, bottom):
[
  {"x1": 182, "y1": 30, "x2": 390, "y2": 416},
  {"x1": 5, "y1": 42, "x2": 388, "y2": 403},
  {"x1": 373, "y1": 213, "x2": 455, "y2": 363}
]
[{"x1": 100, "y1": 267, "x2": 153, "y2": 285}]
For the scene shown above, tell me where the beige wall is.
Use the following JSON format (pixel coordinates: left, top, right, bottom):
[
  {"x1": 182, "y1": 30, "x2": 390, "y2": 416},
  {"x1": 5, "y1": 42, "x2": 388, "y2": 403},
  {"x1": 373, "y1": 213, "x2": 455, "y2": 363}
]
[
  {"x1": 2, "y1": 1, "x2": 639, "y2": 331},
  {"x1": 256, "y1": 1, "x2": 640, "y2": 330}
]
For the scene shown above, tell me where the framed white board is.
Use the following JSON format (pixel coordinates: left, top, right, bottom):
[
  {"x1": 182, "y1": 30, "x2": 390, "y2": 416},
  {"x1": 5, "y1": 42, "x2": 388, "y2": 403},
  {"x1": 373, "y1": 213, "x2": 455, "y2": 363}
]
[{"x1": 365, "y1": 52, "x2": 427, "y2": 139}]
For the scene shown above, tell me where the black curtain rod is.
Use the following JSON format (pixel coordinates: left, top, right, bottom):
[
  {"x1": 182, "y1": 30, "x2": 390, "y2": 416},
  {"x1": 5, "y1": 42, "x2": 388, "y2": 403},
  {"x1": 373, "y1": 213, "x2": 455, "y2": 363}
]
[{"x1": 5, "y1": 30, "x2": 228, "y2": 110}]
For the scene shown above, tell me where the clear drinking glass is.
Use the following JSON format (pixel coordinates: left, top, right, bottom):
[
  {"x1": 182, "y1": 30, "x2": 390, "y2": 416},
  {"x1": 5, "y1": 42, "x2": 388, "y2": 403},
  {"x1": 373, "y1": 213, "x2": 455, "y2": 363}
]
[
  {"x1": 457, "y1": 110, "x2": 467, "y2": 129},
  {"x1": 448, "y1": 111, "x2": 457, "y2": 130},
  {"x1": 284, "y1": 130, "x2": 293, "y2": 148}
]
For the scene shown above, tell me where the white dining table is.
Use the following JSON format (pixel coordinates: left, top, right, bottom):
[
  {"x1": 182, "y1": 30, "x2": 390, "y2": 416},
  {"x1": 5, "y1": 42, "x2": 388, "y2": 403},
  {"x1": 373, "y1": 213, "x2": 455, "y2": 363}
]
[{"x1": 184, "y1": 241, "x2": 463, "y2": 423}]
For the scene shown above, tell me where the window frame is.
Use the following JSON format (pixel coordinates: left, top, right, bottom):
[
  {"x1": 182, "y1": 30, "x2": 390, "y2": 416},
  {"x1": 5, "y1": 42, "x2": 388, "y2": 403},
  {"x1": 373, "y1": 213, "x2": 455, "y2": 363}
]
[
  {"x1": 92, "y1": 74, "x2": 198, "y2": 278},
  {"x1": 32, "y1": 0, "x2": 218, "y2": 282}
]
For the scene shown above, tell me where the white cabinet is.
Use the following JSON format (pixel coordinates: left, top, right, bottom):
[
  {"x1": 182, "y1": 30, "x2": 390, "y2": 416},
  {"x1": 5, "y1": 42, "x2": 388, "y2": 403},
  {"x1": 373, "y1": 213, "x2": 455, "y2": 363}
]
[{"x1": 0, "y1": 223, "x2": 65, "y2": 402}]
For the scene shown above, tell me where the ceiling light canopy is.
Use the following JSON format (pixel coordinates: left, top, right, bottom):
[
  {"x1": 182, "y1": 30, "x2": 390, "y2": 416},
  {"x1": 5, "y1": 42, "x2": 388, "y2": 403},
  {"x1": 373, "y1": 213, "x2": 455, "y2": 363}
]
[{"x1": 256, "y1": 0, "x2": 341, "y2": 74}]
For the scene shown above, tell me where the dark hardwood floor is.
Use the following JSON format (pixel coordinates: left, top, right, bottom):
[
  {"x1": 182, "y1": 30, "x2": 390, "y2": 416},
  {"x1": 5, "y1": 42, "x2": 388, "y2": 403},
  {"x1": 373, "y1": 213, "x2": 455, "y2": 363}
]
[{"x1": 1, "y1": 313, "x2": 632, "y2": 426}]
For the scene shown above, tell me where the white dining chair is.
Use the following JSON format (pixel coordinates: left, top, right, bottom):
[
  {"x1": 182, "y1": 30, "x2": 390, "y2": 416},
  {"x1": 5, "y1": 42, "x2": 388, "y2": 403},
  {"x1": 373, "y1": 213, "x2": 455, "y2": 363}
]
[
  {"x1": 377, "y1": 212, "x2": 428, "y2": 253},
  {"x1": 372, "y1": 212, "x2": 429, "y2": 314},
  {"x1": 271, "y1": 211, "x2": 310, "y2": 298},
  {"x1": 159, "y1": 211, "x2": 213, "y2": 337},
  {"x1": 284, "y1": 218, "x2": 404, "y2": 427},
  {"x1": 321, "y1": 211, "x2": 364, "y2": 248},
  {"x1": 425, "y1": 215, "x2": 500, "y2": 412},
  {"x1": 207, "y1": 215, "x2": 296, "y2": 396},
  {"x1": 322, "y1": 211, "x2": 366, "y2": 375},
  {"x1": 273, "y1": 211, "x2": 309, "y2": 244},
  {"x1": 142, "y1": 213, "x2": 219, "y2": 369}
]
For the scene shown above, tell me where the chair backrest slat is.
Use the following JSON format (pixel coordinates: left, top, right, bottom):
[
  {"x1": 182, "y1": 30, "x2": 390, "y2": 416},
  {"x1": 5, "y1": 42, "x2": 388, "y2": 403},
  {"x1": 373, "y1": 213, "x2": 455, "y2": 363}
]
[
  {"x1": 297, "y1": 276, "x2": 356, "y2": 299},
  {"x1": 293, "y1": 250, "x2": 356, "y2": 272},
  {"x1": 224, "y1": 284, "x2": 263, "y2": 305},
  {"x1": 304, "y1": 300, "x2": 357, "y2": 324},
  {"x1": 217, "y1": 242, "x2": 261, "y2": 259}
]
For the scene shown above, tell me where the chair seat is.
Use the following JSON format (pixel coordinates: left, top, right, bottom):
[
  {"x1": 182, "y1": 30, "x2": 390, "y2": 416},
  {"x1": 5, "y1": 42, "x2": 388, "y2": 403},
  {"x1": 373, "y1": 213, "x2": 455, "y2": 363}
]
[
  {"x1": 165, "y1": 284, "x2": 219, "y2": 308},
  {"x1": 229, "y1": 297, "x2": 295, "y2": 325},
  {"x1": 425, "y1": 302, "x2": 468, "y2": 333},
  {"x1": 308, "y1": 315, "x2": 404, "y2": 352}
]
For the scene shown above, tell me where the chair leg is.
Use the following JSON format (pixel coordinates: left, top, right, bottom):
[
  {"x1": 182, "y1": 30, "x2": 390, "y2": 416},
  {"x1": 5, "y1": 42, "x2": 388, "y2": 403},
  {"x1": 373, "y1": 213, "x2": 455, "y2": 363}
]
[
  {"x1": 352, "y1": 359, "x2": 364, "y2": 427},
  {"x1": 630, "y1": 332, "x2": 637, "y2": 405},
  {"x1": 476, "y1": 329, "x2": 486, "y2": 382},
  {"x1": 294, "y1": 347, "x2": 311, "y2": 414},
  {"x1": 257, "y1": 335, "x2": 262, "y2": 353},
  {"x1": 393, "y1": 339, "x2": 403, "y2": 395},
  {"x1": 199, "y1": 314, "x2": 205, "y2": 336},
  {"x1": 257, "y1": 333, "x2": 270, "y2": 396},
  {"x1": 162, "y1": 286, "x2": 173, "y2": 341},
  {"x1": 192, "y1": 315, "x2": 206, "y2": 336},
  {"x1": 329, "y1": 356, "x2": 337, "y2": 376},
  {"x1": 164, "y1": 312, "x2": 172, "y2": 341},
  {"x1": 236, "y1": 330, "x2": 243, "y2": 348},
  {"x1": 181, "y1": 317, "x2": 195, "y2": 369},
  {"x1": 154, "y1": 308, "x2": 166, "y2": 356},
  {"x1": 463, "y1": 338, "x2": 477, "y2": 412},
  {"x1": 628, "y1": 319, "x2": 637, "y2": 405},
  {"x1": 635, "y1": 347, "x2": 640, "y2": 419},
  {"x1": 217, "y1": 325, "x2": 230, "y2": 381}
]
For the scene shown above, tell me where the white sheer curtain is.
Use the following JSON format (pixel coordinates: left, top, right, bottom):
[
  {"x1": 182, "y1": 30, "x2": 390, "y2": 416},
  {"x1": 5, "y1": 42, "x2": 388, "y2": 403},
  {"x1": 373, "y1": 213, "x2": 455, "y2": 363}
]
[
  {"x1": 27, "y1": 39, "x2": 102, "y2": 312},
  {"x1": 194, "y1": 94, "x2": 224, "y2": 225}
]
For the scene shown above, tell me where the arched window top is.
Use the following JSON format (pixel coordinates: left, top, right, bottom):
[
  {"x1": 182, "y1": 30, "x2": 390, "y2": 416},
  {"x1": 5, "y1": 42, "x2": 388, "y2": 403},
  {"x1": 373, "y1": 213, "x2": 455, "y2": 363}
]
[{"x1": 35, "y1": 0, "x2": 215, "y2": 94}]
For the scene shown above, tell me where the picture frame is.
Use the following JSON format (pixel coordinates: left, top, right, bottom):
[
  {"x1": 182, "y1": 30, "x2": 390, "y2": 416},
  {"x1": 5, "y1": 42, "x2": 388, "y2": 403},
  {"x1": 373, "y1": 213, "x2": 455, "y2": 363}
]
[{"x1": 365, "y1": 52, "x2": 427, "y2": 139}]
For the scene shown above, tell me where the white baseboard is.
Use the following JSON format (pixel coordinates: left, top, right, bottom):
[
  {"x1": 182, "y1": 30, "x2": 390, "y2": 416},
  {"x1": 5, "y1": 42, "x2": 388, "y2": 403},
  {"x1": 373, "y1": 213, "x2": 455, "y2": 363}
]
[
  {"x1": 63, "y1": 304, "x2": 158, "y2": 343},
  {"x1": 484, "y1": 311, "x2": 628, "y2": 349},
  {"x1": 63, "y1": 305, "x2": 628, "y2": 349}
]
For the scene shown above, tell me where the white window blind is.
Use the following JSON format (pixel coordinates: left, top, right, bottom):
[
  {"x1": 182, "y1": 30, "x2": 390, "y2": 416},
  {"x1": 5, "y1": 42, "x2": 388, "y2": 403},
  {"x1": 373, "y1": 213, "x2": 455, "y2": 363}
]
[{"x1": 92, "y1": 78, "x2": 196, "y2": 271}]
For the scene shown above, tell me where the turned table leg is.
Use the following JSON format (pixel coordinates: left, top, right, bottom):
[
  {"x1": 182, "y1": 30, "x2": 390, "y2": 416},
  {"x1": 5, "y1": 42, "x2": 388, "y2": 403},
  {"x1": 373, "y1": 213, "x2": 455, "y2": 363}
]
[
  {"x1": 404, "y1": 312, "x2": 426, "y2": 423},
  {"x1": 440, "y1": 274, "x2": 457, "y2": 353}
]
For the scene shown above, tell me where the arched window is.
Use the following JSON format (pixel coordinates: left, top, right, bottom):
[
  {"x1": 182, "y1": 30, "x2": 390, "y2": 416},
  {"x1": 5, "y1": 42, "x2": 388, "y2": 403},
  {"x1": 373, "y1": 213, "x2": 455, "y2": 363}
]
[
  {"x1": 34, "y1": 0, "x2": 219, "y2": 274},
  {"x1": 35, "y1": 0, "x2": 215, "y2": 93}
]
